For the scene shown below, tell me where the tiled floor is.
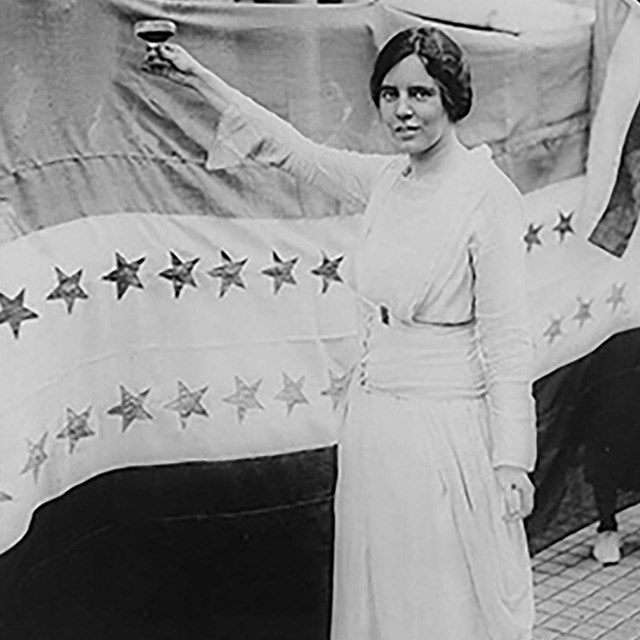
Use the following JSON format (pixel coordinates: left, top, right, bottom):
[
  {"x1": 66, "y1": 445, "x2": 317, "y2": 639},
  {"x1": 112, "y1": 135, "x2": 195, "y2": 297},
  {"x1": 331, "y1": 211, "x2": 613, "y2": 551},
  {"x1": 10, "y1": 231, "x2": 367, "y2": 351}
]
[{"x1": 533, "y1": 503, "x2": 640, "y2": 640}]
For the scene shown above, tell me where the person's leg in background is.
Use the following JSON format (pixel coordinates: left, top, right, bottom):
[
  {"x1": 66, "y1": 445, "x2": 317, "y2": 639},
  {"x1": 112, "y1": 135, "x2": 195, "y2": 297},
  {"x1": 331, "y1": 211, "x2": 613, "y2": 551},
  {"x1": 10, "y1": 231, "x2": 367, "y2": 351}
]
[{"x1": 590, "y1": 443, "x2": 622, "y2": 565}]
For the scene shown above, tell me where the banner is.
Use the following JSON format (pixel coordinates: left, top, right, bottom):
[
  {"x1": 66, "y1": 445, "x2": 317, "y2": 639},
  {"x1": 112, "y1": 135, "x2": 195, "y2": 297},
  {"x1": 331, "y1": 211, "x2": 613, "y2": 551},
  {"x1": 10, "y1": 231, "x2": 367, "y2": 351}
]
[
  {"x1": 526, "y1": 0, "x2": 640, "y2": 547},
  {"x1": 0, "y1": 0, "x2": 383, "y2": 556},
  {"x1": 586, "y1": 3, "x2": 640, "y2": 256},
  {"x1": 0, "y1": 0, "x2": 631, "y2": 561}
]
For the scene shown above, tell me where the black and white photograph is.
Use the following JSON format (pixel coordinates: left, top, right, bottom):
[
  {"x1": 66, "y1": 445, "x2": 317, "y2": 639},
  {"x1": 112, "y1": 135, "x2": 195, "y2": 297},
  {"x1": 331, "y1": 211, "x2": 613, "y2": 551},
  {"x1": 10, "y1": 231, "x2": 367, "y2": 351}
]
[{"x1": 1, "y1": 0, "x2": 640, "y2": 639}]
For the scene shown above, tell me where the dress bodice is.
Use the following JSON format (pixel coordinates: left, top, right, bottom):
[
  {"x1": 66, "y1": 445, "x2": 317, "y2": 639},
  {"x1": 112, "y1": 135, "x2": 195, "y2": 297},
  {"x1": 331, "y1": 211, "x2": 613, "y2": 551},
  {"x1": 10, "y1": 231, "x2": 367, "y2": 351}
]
[{"x1": 353, "y1": 144, "x2": 487, "y2": 327}]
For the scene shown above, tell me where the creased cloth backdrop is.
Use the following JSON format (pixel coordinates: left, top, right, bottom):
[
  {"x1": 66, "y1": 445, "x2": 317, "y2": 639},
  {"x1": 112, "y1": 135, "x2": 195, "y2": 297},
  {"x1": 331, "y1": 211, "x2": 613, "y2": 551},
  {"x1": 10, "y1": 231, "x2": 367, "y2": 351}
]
[
  {"x1": 0, "y1": 0, "x2": 637, "y2": 559},
  {"x1": 525, "y1": 0, "x2": 640, "y2": 546}
]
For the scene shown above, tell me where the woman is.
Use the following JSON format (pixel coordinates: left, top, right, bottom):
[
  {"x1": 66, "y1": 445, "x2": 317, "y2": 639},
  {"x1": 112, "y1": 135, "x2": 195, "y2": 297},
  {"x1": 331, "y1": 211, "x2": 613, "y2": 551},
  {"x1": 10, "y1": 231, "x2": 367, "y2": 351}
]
[{"x1": 145, "y1": 26, "x2": 537, "y2": 640}]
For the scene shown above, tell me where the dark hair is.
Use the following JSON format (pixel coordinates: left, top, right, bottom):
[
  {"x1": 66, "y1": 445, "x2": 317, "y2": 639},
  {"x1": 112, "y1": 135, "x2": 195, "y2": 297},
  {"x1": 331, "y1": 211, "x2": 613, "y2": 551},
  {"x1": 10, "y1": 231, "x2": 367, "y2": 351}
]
[{"x1": 370, "y1": 27, "x2": 473, "y2": 123}]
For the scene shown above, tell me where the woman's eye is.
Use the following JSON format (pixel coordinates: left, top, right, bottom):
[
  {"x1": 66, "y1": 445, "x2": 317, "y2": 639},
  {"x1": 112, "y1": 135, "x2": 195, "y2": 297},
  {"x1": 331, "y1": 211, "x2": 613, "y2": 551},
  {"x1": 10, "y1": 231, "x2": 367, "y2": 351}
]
[
  {"x1": 379, "y1": 88, "x2": 398, "y2": 102},
  {"x1": 409, "y1": 87, "x2": 434, "y2": 101}
]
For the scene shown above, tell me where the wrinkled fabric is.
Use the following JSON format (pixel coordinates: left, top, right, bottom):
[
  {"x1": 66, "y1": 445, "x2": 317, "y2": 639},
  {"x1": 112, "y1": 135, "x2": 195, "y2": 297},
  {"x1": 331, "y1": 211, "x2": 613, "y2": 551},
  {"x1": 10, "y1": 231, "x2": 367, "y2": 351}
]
[
  {"x1": 0, "y1": 0, "x2": 592, "y2": 226},
  {"x1": 334, "y1": 389, "x2": 533, "y2": 640},
  {"x1": 585, "y1": 7, "x2": 640, "y2": 254}
]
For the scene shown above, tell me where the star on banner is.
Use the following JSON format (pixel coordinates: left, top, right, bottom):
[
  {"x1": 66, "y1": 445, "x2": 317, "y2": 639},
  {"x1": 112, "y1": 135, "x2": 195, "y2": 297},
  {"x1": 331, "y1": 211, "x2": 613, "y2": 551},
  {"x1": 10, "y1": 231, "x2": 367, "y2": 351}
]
[
  {"x1": 164, "y1": 381, "x2": 209, "y2": 429},
  {"x1": 543, "y1": 316, "x2": 564, "y2": 345},
  {"x1": 57, "y1": 406, "x2": 95, "y2": 454},
  {"x1": 159, "y1": 251, "x2": 199, "y2": 299},
  {"x1": 262, "y1": 252, "x2": 298, "y2": 295},
  {"x1": 46, "y1": 267, "x2": 89, "y2": 314},
  {"x1": 573, "y1": 297, "x2": 593, "y2": 329},
  {"x1": 606, "y1": 283, "x2": 626, "y2": 313},
  {"x1": 223, "y1": 376, "x2": 264, "y2": 423},
  {"x1": 311, "y1": 254, "x2": 344, "y2": 294},
  {"x1": 208, "y1": 250, "x2": 247, "y2": 297},
  {"x1": 275, "y1": 373, "x2": 309, "y2": 416},
  {"x1": 107, "y1": 386, "x2": 153, "y2": 433},
  {"x1": 523, "y1": 224, "x2": 543, "y2": 253},
  {"x1": 102, "y1": 252, "x2": 146, "y2": 300},
  {"x1": 321, "y1": 368, "x2": 353, "y2": 411},
  {"x1": 21, "y1": 432, "x2": 48, "y2": 483},
  {"x1": 553, "y1": 210, "x2": 575, "y2": 242},
  {"x1": 0, "y1": 289, "x2": 38, "y2": 339}
]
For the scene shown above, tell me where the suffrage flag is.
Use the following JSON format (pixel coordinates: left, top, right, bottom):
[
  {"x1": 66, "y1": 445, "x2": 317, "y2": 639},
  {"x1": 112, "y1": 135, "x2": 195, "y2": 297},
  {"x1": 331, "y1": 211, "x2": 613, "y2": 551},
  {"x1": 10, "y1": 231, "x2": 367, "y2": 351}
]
[
  {"x1": 0, "y1": 0, "x2": 594, "y2": 560},
  {"x1": 524, "y1": 0, "x2": 640, "y2": 547},
  {"x1": 0, "y1": 3, "x2": 378, "y2": 632},
  {"x1": 0, "y1": 0, "x2": 380, "y2": 558},
  {"x1": 586, "y1": 0, "x2": 640, "y2": 258},
  {"x1": 382, "y1": 0, "x2": 640, "y2": 553}
]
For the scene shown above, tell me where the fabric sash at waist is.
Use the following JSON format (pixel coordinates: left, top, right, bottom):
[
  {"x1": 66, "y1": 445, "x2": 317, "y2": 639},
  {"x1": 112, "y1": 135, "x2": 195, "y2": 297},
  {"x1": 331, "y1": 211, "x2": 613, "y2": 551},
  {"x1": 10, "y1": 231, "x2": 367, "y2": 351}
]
[{"x1": 361, "y1": 320, "x2": 486, "y2": 399}]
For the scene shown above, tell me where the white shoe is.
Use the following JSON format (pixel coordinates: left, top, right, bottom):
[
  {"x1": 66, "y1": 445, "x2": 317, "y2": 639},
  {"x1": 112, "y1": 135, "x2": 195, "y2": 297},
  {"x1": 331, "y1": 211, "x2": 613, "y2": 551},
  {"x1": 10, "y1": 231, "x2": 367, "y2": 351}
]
[{"x1": 593, "y1": 531, "x2": 622, "y2": 565}]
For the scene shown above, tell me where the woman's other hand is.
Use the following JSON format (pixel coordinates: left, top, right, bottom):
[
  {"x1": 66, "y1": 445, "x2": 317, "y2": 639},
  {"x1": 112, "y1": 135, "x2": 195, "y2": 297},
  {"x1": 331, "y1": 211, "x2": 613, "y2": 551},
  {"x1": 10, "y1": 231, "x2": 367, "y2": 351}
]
[
  {"x1": 495, "y1": 465, "x2": 535, "y2": 521},
  {"x1": 142, "y1": 43, "x2": 204, "y2": 85}
]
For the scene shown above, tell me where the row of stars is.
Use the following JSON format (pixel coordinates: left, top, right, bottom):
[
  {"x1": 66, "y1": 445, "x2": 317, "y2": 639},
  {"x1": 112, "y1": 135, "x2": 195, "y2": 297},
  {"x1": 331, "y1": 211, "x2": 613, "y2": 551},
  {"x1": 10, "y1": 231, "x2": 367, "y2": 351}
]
[
  {"x1": 541, "y1": 282, "x2": 627, "y2": 345},
  {"x1": 524, "y1": 210, "x2": 575, "y2": 252},
  {"x1": 0, "y1": 370, "x2": 354, "y2": 499},
  {"x1": 0, "y1": 249, "x2": 345, "y2": 339}
]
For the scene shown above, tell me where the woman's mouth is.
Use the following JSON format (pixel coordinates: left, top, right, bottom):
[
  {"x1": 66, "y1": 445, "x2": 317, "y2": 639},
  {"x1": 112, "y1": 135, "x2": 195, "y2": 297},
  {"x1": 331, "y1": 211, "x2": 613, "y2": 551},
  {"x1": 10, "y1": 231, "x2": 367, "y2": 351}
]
[{"x1": 394, "y1": 125, "x2": 420, "y2": 138}]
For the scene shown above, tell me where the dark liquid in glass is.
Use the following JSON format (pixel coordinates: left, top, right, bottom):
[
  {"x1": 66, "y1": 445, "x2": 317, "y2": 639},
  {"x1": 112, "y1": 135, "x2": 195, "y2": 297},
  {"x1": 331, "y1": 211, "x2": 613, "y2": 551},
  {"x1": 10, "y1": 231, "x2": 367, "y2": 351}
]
[{"x1": 138, "y1": 30, "x2": 174, "y2": 44}]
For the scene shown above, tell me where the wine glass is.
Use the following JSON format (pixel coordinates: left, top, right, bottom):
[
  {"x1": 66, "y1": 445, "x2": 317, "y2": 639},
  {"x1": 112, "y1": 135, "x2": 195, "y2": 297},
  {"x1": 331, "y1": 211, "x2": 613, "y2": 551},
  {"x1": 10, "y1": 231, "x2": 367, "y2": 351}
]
[
  {"x1": 134, "y1": 19, "x2": 177, "y2": 47},
  {"x1": 135, "y1": 19, "x2": 177, "y2": 70}
]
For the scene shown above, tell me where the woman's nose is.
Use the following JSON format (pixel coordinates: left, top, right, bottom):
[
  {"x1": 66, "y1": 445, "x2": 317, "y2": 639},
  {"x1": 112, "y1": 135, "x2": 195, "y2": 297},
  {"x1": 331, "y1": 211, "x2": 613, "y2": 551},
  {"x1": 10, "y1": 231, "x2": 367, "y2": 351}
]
[{"x1": 395, "y1": 94, "x2": 413, "y2": 119}]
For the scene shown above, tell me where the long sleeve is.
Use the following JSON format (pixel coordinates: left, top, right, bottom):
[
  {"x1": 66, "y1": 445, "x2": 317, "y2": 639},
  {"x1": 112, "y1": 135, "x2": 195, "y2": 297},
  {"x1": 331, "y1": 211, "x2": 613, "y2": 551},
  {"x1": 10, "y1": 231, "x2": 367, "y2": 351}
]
[
  {"x1": 206, "y1": 86, "x2": 393, "y2": 207},
  {"x1": 469, "y1": 172, "x2": 537, "y2": 472}
]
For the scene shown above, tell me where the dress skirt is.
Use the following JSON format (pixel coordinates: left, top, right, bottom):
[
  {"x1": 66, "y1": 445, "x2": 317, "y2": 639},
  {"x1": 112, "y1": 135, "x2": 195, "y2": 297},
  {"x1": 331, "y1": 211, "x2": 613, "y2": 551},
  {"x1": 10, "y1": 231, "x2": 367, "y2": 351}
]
[{"x1": 330, "y1": 320, "x2": 534, "y2": 640}]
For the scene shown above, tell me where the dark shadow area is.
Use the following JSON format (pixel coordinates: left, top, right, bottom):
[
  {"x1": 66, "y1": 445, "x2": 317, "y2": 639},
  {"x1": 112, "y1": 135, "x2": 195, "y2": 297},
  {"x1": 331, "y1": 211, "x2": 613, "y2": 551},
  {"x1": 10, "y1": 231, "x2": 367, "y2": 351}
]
[
  {"x1": 528, "y1": 328, "x2": 640, "y2": 553},
  {"x1": 0, "y1": 448, "x2": 336, "y2": 640}
]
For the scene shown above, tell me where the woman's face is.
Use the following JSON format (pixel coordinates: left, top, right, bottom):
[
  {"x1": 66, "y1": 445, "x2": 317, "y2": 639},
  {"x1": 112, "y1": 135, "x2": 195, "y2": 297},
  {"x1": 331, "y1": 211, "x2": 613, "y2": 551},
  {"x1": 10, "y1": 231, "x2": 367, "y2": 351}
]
[{"x1": 377, "y1": 54, "x2": 452, "y2": 157}]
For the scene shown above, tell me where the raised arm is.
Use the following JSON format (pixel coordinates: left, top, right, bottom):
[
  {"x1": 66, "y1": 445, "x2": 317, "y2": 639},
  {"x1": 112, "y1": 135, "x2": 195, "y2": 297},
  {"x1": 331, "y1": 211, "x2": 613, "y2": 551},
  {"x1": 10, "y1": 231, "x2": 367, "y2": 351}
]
[
  {"x1": 469, "y1": 170, "x2": 537, "y2": 518},
  {"x1": 144, "y1": 44, "x2": 391, "y2": 206}
]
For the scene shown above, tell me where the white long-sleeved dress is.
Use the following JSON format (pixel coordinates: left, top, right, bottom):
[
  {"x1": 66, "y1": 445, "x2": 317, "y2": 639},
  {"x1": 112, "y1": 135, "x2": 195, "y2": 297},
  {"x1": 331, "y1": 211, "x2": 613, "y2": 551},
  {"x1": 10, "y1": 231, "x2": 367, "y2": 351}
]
[{"x1": 209, "y1": 89, "x2": 537, "y2": 640}]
